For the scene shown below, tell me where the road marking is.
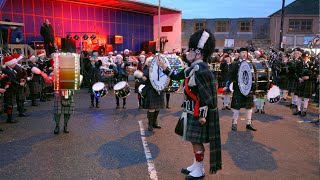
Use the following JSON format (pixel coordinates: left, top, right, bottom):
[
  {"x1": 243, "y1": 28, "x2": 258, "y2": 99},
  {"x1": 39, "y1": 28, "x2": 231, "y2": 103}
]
[{"x1": 138, "y1": 121, "x2": 158, "y2": 180}]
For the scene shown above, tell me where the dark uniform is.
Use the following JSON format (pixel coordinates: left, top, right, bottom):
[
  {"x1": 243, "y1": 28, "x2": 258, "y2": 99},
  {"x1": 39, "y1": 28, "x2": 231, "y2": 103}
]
[
  {"x1": 28, "y1": 61, "x2": 43, "y2": 106},
  {"x1": 219, "y1": 58, "x2": 232, "y2": 110},
  {"x1": 114, "y1": 58, "x2": 130, "y2": 109},
  {"x1": 163, "y1": 61, "x2": 222, "y2": 174},
  {"x1": 88, "y1": 58, "x2": 103, "y2": 108},
  {"x1": 37, "y1": 57, "x2": 52, "y2": 101},
  {"x1": 13, "y1": 64, "x2": 29, "y2": 116},
  {"x1": 134, "y1": 58, "x2": 144, "y2": 108},
  {"x1": 53, "y1": 90, "x2": 74, "y2": 134}
]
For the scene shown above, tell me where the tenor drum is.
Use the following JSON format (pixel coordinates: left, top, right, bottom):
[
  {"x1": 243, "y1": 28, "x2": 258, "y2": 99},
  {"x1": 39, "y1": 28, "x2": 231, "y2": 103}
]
[
  {"x1": 114, "y1": 81, "x2": 131, "y2": 98},
  {"x1": 92, "y1": 82, "x2": 108, "y2": 97}
]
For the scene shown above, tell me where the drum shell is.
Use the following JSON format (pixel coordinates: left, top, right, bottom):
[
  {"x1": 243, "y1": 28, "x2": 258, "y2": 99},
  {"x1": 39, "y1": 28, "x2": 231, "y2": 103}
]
[{"x1": 114, "y1": 81, "x2": 131, "y2": 98}]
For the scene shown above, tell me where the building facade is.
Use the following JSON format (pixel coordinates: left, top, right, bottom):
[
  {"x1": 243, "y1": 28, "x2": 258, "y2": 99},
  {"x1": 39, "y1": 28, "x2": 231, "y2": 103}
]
[
  {"x1": 0, "y1": 0, "x2": 181, "y2": 53},
  {"x1": 182, "y1": 18, "x2": 270, "y2": 50},
  {"x1": 269, "y1": 0, "x2": 319, "y2": 49}
]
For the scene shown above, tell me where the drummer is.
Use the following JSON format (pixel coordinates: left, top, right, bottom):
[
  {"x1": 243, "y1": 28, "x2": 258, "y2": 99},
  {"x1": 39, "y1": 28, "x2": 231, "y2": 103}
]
[
  {"x1": 28, "y1": 55, "x2": 43, "y2": 106},
  {"x1": 114, "y1": 54, "x2": 127, "y2": 109},
  {"x1": 104, "y1": 52, "x2": 117, "y2": 90},
  {"x1": 89, "y1": 52, "x2": 103, "y2": 108},
  {"x1": 134, "y1": 54, "x2": 145, "y2": 109}
]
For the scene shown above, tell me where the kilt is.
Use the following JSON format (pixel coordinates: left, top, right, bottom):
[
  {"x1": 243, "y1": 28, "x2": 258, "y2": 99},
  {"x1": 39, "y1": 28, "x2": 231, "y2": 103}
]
[
  {"x1": 287, "y1": 78, "x2": 297, "y2": 92},
  {"x1": 28, "y1": 81, "x2": 42, "y2": 95},
  {"x1": 53, "y1": 91, "x2": 74, "y2": 114},
  {"x1": 141, "y1": 85, "x2": 165, "y2": 109},
  {"x1": 295, "y1": 80, "x2": 313, "y2": 98},
  {"x1": 4, "y1": 91, "x2": 14, "y2": 108},
  {"x1": 231, "y1": 90, "x2": 254, "y2": 110},
  {"x1": 185, "y1": 109, "x2": 220, "y2": 143},
  {"x1": 16, "y1": 86, "x2": 27, "y2": 101},
  {"x1": 278, "y1": 76, "x2": 288, "y2": 90}
]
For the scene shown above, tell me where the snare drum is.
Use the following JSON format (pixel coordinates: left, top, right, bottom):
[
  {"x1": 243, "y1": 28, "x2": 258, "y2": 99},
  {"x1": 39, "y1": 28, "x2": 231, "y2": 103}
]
[
  {"x1": 92, "y1": 82, "x2": 108, "y2": 97},
  {"x1": 114, "y1": 81, "x2": 131, "y2": 98}
]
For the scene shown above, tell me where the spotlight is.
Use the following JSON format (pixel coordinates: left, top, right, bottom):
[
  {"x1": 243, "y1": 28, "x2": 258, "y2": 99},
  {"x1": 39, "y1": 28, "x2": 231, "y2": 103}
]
[
  {"x1": 73, "y1": 35, "x2": 79, "y2": 40},
  {"x1": 83, "y1": 34, "x2": 89, "y2": 40},
  {"x1": 66, "y1": 34, "x2": 72, "y2": 40},
  {"x1": 90, "y1": 34, "x2": 96, "y2": 40}
]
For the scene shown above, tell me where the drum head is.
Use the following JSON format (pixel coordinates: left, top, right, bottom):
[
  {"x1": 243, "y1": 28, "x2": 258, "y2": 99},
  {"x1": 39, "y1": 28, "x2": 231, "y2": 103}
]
[
  {"x1": 92, "y1": 82, "x2": 105, "y2": 91},
  {"x1": 114, "y1": 81, "x2": 127, "y2": 90},
  {"x1": 267, "y1": 85, "x2": 281, "y2": 103},
  {"x1": 149, "y1": 55, "x2": 171, "y2": 91},
  {"x1": 238, "y1": 61, "x2": 253, "y2": 96}
]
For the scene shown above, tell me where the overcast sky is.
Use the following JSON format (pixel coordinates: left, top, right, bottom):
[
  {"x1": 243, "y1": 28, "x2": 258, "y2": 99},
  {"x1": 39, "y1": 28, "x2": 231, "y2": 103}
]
[{"x1": 141, "y1": 0, "x2": 296, "y2": 19}]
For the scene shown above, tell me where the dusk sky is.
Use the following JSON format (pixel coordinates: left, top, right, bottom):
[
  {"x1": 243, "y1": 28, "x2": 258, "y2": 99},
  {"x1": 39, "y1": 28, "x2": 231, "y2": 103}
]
[{"x1": 141, "y1": 0, "x2": 296, "y2": 19}]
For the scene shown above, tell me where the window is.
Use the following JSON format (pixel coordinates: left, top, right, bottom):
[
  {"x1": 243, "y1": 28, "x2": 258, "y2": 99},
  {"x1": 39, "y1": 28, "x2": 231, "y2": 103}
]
[
  {"x1": 289, "y1": 19, "x2": 313, "y2": 32},
  {"x1": 215, "y1": 21, "x2": 229, "y2": 32},
  {"x1": 194, "y1": 22, "x2": 206, "y2": 32},
  {"x1": 238, "y1": 21, "x2": 252, "y2": 32},
  {"x1": 162, "y1": 26, "x2": 173, "y2": 32}
]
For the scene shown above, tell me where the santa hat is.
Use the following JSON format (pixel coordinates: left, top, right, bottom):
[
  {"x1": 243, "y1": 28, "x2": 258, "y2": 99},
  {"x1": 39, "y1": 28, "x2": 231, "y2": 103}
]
[
  {"x1": 28, "y1": 55, "x2": 37, "y2": 61},
  {"x1": 2, "y1": 56, "x2": 17, "y2": 68},
  {"x1": 116, "y1": 54, "x2": 123, "y2": 59},
  {"x1": 11, "y1": 53, "x2": 23, "y2": 62},
  {"x1": 140, "y1": 51, "x2": 146, "y2": 55},
  {"x1": 37, "y1": 51, "x2": 46, "y2": 57},
  {"x1": 124, "y1": 49, "x2": 129, "y2": 53},
  {"x1": 108, "y1": 52, "x2": 113, "y2": 55}
]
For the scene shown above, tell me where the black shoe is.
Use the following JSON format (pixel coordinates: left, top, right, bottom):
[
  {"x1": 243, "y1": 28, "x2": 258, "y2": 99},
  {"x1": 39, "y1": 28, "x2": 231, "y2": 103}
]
[
  {"x1": 181, "y1": 168, "x2": 191, "y2": 175},
  {"x1": 123, "y1": 106, "x2": 126, "y2": 109},
  {"x1": 153, "y1": 124, "x2": 162, "y2": 129},
  {"x1": 116, "y1": 105, "x2": 120, "y2": 109},
  {"x1": 19, "y1": 113, "x2": 29, "y2": 117},
  {"x1": 90, "y1": 104, "x2": 94, "y2": 108},
  {"x1": 64, "y1": 126, "x2": 69, "y2": 133},
  {"x1": 166, "y1": 106, "x2": 170, "y2": 109},
  {"x1": 185, "y1": 174, "x2": 205, "y2": 180},
  {"x1": 226, "y1": 106, "x2": 232, "y2": 110},
  {"x1": 246, "y1": 124, "x2": 257, "y2": 131},
  {"x1": 255, "y1": 109, "x2": 260, "y2": 113},
  {"x1": 293, "y1": 111, "x2": 301, "y2": 115},
  {"x1": 231, "y1": 124, "x2": 237, "y2": 131},
  {"x1": 261, "y1": 110, "x2": 265, "y2": 114},
  {"x1": 221, "y1": 107, "x2": 226, "y2": 110},
  {"x1": 54, "y1": 126, "x2": 60, "y2": 134},
  {"x1": 300, "y1": 111, "x2": 307, "y2": 117}
]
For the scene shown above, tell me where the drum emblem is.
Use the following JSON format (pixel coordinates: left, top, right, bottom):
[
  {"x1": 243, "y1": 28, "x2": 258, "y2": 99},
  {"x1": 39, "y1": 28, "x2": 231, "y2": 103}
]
[{"x1": 238, "y1": 61, "x2": 253, "y2": 96}]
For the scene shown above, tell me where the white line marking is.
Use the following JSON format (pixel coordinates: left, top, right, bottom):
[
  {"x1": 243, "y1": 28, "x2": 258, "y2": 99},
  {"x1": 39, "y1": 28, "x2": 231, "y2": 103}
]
[{"x1": 138, "y1": 120, "x2": 158, "y2": 180}]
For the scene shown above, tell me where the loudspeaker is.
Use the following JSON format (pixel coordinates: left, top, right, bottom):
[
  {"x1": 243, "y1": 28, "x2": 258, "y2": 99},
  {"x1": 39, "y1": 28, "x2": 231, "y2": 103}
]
[
  {"x1": 115, "y1": 35, "x2": 123, "y2": 44},
  {"x1": 142, "y1": 41, "x2": 156, "y2": 53},
  {"x1": 61, "y1": 38, "x2": 76, "y2": 53}
]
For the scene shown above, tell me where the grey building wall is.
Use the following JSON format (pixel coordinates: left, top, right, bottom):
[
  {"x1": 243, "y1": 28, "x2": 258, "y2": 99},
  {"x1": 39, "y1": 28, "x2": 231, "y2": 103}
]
[{"x1": 182, "y1": 18, "x2": 270, "y2": 50}]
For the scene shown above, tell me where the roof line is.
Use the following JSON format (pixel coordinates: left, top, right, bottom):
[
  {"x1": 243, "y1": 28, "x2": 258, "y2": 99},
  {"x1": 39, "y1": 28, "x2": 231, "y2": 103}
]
[
  {"x1": 123, "y1": 0, "x2": 181, "y2": 13},
  {"x1": 268, "y1": 0, "x2": 297, "y2": 17}
]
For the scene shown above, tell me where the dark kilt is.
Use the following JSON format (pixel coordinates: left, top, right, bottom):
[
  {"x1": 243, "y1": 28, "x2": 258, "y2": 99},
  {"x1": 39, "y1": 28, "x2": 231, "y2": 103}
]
[
  {"x1": 295, "y1": 80, "x2": 313, "y2": 98},
  {"x1": 28, "y1": 81, "x2": 42, "y2": 95},
  {"x1": 231, "y1": 90, "x2": 254, "y2": 110},
  {"x1": 16, "y1": 86, "x2": 27, "y2": 101},
  {"x1": 142, "y1": 86, "x2": 165, "y2": 109},
  {"x1": 287, "y1": 78, "x2": 297, "y2": 92},
  {"x1": 53, "y1": 91, "x2": 74, "y2": 114},
  {"x1": 278, "y1": 76, "x2": 288, "y2": 90},
  {"x1": 184, "y1": 108, "x2": 220, "y2": 144},
  {"x1": 4, "y1": 91, "x2": 14, "y2": 108}
]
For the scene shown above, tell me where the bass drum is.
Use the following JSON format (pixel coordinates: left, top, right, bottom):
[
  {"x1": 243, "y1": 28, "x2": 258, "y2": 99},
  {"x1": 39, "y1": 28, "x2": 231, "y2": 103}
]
[
  {"x1": 252, "y1": 60, "x2": 272, "y2": 93},
  {"x1": 149, "y1": 54, "x2": 171, "y2": 91}
]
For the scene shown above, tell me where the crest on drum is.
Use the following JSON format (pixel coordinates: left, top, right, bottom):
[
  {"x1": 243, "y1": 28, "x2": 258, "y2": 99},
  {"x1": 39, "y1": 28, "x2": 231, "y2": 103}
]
[{"x1": 238, "y1": 61, "x2": 253, "y2": 96}]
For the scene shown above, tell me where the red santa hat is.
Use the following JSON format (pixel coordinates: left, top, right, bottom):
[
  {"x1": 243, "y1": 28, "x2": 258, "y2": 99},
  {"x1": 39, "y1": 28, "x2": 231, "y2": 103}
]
[
  {"x1": 11, "y1": 53, "x2": 23, "y2": 62},
  {"x1": 28, "y1": 55, "x2": 37, "y2": 61},
  {"x1": 2, "y1": 56, "x2": 17, "y2": 68},
  {"x1": 37, "y1": 51, "x2": 46, "y2": 57}
]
